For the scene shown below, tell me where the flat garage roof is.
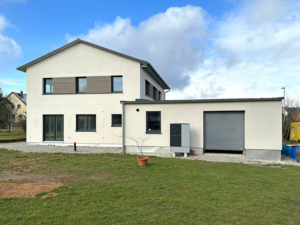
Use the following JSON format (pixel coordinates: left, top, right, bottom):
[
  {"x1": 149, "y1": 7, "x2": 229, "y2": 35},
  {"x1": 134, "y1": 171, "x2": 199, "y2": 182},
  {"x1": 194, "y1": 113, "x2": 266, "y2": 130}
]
[{"x1": 121, "y1": 97, "x2": 284, "y2": 105}]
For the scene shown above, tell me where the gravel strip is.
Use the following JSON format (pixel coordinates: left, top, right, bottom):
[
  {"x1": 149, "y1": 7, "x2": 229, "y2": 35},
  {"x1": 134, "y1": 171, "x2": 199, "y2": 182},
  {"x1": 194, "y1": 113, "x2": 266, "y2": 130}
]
[{"x1": 0, "y1": 142, "x2": 299, "y2": 166}]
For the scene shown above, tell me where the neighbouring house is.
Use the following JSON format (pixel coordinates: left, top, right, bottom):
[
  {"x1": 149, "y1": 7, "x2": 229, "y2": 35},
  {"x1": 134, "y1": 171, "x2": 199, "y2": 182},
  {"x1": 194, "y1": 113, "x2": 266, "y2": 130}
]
[
  {"x1": 17, "y1": 39, "x2": 283, "y2": 160},
  {"x1": 286, "y1": 107, "x2": 300, "y2": 122},
  {"x1": 7, "y1": 91, "x2": 27, "y2": 121}
]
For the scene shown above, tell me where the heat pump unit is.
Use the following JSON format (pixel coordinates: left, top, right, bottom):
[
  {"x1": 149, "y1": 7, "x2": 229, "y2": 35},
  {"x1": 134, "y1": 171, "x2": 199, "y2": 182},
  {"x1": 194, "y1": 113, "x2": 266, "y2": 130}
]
[{"x1": 170, "y1": 123, "x2": 190, "y2": 153}]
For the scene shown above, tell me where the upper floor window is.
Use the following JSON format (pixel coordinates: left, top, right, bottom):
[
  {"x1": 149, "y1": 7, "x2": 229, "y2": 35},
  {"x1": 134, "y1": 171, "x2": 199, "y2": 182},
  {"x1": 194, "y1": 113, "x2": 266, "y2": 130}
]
[
  {"x1": 11, "y1": 105, "x2": 15, "y2": 109},
  {"x1": 112, "y1": 76, "x2": 123, "y2": 93},
  {"x1": 19, "y1": 115, "x2": 23, "y2": 119},
  {"x1": 146, "y1": 111, "x2": 161, "y2": 134},
  {"x1": 76, "y1": 115, "x2": 96, "y2": 131},
  {"x1": 17, "y1": 104, "x2": 21, "y2": 109},
  {"x1": 44, "y1": 78, "x2": 53, "y2": 94},
  {"x1": 76, "y1": 77, "x2": 87, "y2": 93},
  {"x1": 153, "y1": 87, "x2": 157, "y2": 100},
  {"x1": 158, "y1": 91, "x2": 161, "y2": 100},
  {"x1": 145, "y1": 80, "x2": 150, "y2": 96}
]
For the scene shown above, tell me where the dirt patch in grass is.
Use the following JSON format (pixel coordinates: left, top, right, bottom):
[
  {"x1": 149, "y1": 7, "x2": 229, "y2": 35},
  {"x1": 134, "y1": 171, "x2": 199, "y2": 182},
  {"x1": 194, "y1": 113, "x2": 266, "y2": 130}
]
[
  {"x1": 0, "y1": 171, "x2": 72, "y2": 183},
  {"x1": 0, "y1": 182, "x2": 62, "y2": 199},
  {"x1": 41, "y1": 192, "x2": 59, "y2": 199}
]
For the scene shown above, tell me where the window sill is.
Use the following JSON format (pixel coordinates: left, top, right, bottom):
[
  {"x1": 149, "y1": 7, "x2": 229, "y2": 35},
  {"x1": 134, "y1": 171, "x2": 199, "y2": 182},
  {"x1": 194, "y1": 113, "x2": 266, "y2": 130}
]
[
  {"x1": 75, "y1": 130, "x2": 97, "y2": 132},
  {"x1": 146, "y1": 131, "x2": 162, "y2": 134}
]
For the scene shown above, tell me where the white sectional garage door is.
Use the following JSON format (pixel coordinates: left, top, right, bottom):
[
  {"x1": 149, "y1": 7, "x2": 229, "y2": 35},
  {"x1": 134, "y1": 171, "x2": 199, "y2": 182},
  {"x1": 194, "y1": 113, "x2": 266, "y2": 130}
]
[{"x1": 204, "y1": 111, "x2": 244, "y2": 151}]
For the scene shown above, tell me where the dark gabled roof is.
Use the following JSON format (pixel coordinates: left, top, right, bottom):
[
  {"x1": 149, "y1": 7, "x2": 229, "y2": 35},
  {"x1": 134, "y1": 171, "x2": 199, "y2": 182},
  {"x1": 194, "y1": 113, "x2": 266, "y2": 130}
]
[
  {"x1": 7, "y1": 92, "x2": 27, "y2": 105},
  {"x1": 17, "y1": 38, "x2": 170, "y2": 90},
  {"x1": 122, "y1": 97, "x2": 284, "y2": 104}
]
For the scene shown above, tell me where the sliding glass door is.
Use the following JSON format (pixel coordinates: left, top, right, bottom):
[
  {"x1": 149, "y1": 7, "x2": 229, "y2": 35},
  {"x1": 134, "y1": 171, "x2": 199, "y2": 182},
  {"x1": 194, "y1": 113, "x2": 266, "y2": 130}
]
[{"x1": 44, "y1": 115, "x2": 64, "y2": 141}]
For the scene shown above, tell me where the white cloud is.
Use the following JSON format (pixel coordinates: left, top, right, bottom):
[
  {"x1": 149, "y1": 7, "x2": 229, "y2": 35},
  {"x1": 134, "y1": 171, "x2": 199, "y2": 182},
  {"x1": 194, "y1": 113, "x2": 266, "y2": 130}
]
[
  {"x1": 67, "y1": 5, "x2": 209, "y2": 90},
  {"x1": 67, "y1": 0, "x2": 300, "y2": 99},
  {"x1": 169, "y1": 0, "x2": 300, "y2": 99},
  {"x1": 0, "y1": 14, "x2": 21, "y2": 71}
]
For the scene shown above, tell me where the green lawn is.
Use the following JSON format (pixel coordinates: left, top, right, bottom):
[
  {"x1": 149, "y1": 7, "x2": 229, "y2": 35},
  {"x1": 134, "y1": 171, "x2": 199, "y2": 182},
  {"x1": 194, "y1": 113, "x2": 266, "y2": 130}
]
[
  {"x1": 0, "y1": 130, "x2": 26, "y2": 141},
  {"x1": 0, "y1": 148, "x2": 300, "y2": 224}
]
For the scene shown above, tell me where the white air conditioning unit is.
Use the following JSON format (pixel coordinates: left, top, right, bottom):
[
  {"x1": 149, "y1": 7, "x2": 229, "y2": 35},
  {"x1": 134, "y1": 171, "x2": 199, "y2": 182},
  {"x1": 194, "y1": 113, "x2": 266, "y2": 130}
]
[{"x1": 170, "y1": 123, "x2": 190, "y2": 153}]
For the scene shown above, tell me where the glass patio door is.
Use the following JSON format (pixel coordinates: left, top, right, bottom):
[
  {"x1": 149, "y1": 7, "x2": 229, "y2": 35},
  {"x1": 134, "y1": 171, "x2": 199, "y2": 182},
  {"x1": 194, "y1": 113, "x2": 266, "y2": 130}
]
[{"x1": 44, "y1": 115, "x2": 64, "y2": 141}]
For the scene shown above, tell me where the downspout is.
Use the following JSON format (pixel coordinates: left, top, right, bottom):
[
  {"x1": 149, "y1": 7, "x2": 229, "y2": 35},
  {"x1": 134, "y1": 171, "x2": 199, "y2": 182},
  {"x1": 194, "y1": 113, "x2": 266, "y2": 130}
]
[
  {"x1": 122, "y1": 102, "x2": 125, "y2": 154},
  {"x1": 164, "y1": 89, "x2": 170, "y2": 99}
]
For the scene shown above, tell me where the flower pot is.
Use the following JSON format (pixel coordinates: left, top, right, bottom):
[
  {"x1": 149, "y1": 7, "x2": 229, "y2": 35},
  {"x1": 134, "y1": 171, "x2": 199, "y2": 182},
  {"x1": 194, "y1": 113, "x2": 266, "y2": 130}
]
[
  {"x1": 190, "y1": 150, "x2": 195, "y2": 155},
  {"x1": 137, "y1": 157, "x2": 148, "y2": 166}
]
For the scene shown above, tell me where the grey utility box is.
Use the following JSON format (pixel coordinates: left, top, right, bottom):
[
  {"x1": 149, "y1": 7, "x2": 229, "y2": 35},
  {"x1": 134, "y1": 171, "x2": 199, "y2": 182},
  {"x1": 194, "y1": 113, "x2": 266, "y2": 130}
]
[{"x1": 170, "y1": 123, "x2": 190, "y2": 153}]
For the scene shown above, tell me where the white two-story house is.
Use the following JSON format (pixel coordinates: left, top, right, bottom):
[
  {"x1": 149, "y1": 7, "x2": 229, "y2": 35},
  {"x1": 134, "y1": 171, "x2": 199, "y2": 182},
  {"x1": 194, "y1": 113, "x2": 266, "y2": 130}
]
[
  {"x1": 18, "y1": 39, "x2": 283, "y2": 161},
  {"x1": 17, "y1": 39, "x2": 170, "y2": 146}
]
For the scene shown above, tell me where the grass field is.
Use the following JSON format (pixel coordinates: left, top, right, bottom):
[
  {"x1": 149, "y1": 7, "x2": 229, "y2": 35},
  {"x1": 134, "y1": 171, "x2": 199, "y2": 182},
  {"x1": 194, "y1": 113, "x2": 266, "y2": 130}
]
[
  {"x1": 0, "y1": 130, "x2": 26, "y2": 141},
  {"x1": 0, "y1": 148, "x2": 300, "y2": 224}
]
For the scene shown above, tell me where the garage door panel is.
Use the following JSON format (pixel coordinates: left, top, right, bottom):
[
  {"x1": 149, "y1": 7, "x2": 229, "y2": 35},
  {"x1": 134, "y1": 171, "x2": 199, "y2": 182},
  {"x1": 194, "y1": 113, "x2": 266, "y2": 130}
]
[{"x1": 204, "y1": 111, "x2": 244, "y2": 151}]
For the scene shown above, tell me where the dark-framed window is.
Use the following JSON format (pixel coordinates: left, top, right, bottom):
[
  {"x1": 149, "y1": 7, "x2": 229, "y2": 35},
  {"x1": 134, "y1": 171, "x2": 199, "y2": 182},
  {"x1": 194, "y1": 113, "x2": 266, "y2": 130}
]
[
  {"x1": 112, "y1": 114, "x2": 122, "y2": 127},
  {"x1": 19, "y1": 115, "x2": 23, "y2": 119},
  {"x1": 44, "y1": 78, "x2": 53, "y2": 94},
  {"x1": 112, "y1": 76, "x2": 123, "y2": 93},
  {"x1": 76, "y1": 77, "x2": 87, "y2": 93},
  {"x1": 43, "y1": 115, "x2": 64, "y2": 141},
  {"x1": 76, "y1": 115, "x2": 96, "y2": 131},
  {"x1": 146, "y1": 111, "x2": 161, "y2": 134},
  {"x1": 11, "y1": 105, "x2": 15, "y2": 109},
  {"x1": 17, "y1": 104, "x2": 21, "y2": 109},
  {"x1": 145, "y1": 80, "x2": 150, "y2": 96},
  {"x1": 158, "y1": 91, "x2": 161, "y2": 100},
  {"x1": 153, "y1": 87, "x2": 157, "y2": 100}
]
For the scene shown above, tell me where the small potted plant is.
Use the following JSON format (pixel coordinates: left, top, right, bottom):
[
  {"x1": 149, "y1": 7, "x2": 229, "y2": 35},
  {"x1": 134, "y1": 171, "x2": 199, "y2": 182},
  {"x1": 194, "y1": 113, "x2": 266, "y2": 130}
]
[{"x1": 126, "y1": 135, "x2": 150, "y2": 166}]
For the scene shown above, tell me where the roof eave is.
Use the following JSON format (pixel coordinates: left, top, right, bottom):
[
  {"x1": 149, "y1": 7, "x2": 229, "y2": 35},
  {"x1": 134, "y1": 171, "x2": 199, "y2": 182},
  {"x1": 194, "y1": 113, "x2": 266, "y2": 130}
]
[{"x1": 121, "y1": 97, "x2": 284, "y2": 105}]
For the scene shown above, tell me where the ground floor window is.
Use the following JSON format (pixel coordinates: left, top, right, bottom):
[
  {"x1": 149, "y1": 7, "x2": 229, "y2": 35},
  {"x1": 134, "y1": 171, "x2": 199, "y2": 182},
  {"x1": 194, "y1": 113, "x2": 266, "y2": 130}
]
[
  {"x1": 112, "y1": 114, "x2": 122, "y2": 127},
  {"x1": 76, "y1": 115, "x2": 96, "y2": 131},
  {"x1": 43, "y1": 115, "x2": 64, "y2": 141},
  {"x1": 146, "y1": 111, "x2": 161, "y2": 134}
]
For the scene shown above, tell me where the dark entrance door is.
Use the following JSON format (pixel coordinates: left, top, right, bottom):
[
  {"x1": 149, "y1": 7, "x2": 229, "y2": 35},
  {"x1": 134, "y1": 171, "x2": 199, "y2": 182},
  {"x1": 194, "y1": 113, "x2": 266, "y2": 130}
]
[{"x1": 44, "y1": 115, "x2": 64, "y2": 141}]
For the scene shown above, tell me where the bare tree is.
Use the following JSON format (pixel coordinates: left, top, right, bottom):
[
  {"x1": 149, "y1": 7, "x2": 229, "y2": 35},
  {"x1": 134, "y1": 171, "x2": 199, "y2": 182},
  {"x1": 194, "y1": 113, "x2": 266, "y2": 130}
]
[
  {"x1": 282, "y1": 96, "x2": 300, "y2": 141},
  {"x1": 0, "y1": 94, "x2": 16, "y2": 133},
  {"x1": 115, "y1": 133, "x2": 149, "y2": 158}
]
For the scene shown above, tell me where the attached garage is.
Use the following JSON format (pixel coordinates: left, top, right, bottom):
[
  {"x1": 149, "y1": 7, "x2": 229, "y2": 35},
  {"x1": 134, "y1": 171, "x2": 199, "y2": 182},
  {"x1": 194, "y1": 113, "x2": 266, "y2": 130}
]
[
  {"x1": 122, "y1": 98, "x2": 283, "y2": 161},
  {"x1": 204, "y1": 111, "x2": 244, "y2": 151}
]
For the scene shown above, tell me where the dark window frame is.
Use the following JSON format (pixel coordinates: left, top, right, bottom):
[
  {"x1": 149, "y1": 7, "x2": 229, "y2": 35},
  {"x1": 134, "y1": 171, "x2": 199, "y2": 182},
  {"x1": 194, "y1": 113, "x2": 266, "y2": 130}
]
[
  {"x1": 43, "y1": 78, "x2": 53, "y2": 94},
  {"x1": 145, "y1": 80, "x2": 150, "y2": 97},
  {"x1": 153, "y1": 86, "x2": 157, "y2": 100},
  {"x1": 76, "y1": 114, "x2": 96, "y2": 132},
  {"x1": 111, "y1": 114, "x2": 122, "y2": 127},
  {"x1": 17, "y1": 104, "x2": 21, "y2": 109},
  {"x1": 43, "y1": 114, "x2": 64, "y2": 141},
  {"x1": 76, "y1": 77, "x2": 87, "y2": 93},
  {"x1": 111, "y1": 76, "x2": 123, "y2": 93},
  {"x1": 158, "y1": 91, "x2": 161, "y2": 100},
  {"x1": 146, "y1": 111, "x2": 161, "y2": 134}
]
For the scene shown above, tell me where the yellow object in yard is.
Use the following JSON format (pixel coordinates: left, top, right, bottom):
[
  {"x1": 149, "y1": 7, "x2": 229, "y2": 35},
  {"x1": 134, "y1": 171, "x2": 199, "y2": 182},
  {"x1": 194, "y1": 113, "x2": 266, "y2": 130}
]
[{"x1": 290, "y1": 122, "x2": 300, "y2": 141}]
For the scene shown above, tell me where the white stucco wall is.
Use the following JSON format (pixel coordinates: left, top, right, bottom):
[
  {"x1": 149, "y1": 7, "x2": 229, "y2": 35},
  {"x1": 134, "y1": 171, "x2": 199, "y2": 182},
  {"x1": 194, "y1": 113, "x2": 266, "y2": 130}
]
[
  {"x1": 124, "y1": 101, "x2": 282, "y2": 153},
  {"x1": 140, "y1": 68, "x2": 165, "y2": 100},
  {"x1": 26, "y1": 43, "x2": 141, "y2": 145}
]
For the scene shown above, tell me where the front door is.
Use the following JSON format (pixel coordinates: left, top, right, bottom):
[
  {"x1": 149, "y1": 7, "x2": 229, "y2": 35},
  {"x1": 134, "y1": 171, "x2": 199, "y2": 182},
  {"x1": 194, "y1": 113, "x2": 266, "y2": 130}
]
[{"x1": 44, "y1": 115, "x2": 64, "y2": 141}]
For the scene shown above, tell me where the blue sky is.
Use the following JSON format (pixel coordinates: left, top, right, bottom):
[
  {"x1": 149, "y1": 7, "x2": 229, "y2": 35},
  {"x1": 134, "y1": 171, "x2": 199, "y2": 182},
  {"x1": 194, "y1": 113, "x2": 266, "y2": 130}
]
[{"x1": 0, "y1": 0, "x2": 300, "y2": 99}]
